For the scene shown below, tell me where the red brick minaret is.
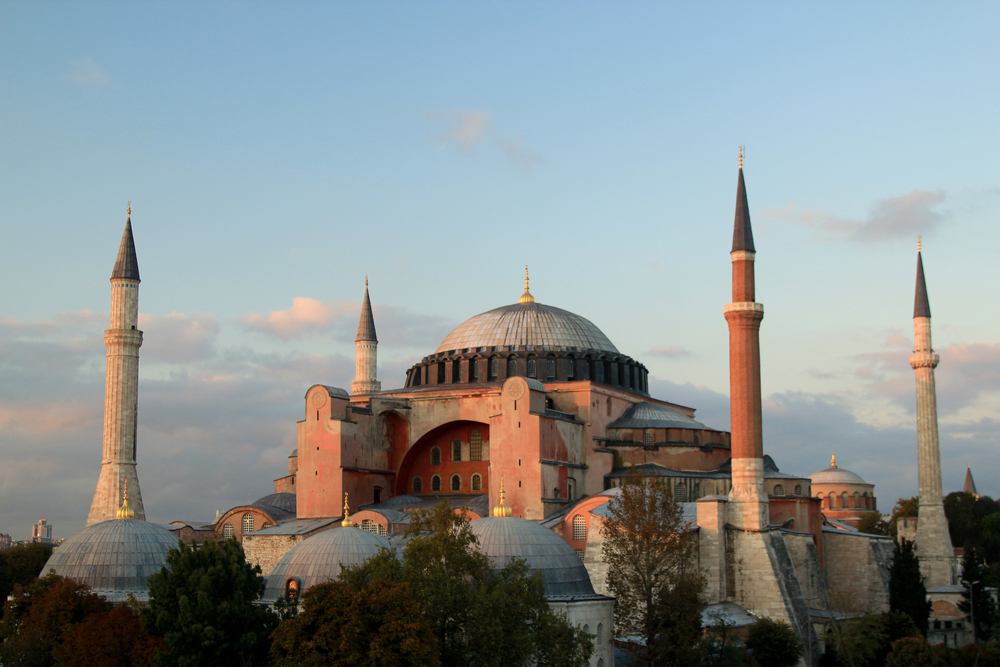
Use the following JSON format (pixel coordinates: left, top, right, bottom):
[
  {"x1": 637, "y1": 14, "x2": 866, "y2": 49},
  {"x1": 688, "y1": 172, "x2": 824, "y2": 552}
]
[{"x1": 724, "y1": 149, "x2": 768, "y2": 530}]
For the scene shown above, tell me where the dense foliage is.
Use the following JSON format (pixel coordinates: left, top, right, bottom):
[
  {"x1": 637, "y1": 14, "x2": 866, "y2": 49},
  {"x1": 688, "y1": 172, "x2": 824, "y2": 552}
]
[
  {"x1": 144, "y1": 539, "x2": 277, "y2": 667},
  {"x1": 827, "y1": 612, "x2": 920, "y2": 667},
  {"x1": 889, "y1": 538, "x2": 932, "y2": 635},
  {"x1": 944, "y1": 492, "x2": 1000, "y2": 556},
  {"x1": 600, "y1": 468, "x2": 704, "y2": 667},
  {"x1": 744, "y1": 617, "x2": 803, "y2": 667},
  {"x1": 958, "y1": 547, "x2": 998, "y2": 643},
  {"x1": 0, "y1": 543, "x2": 54, "y2": 601}
]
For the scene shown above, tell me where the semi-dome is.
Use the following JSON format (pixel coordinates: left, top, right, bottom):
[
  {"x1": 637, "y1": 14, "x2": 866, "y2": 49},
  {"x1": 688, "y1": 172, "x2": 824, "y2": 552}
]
[
  {"x1": 810, "y1": 454, "x2": 868, "y2": 485},
  {"x1": 436, "y1": 302, "x2": 619, "y2": 355},
  {"x1": 42, "y1": 518, "x2": 177, "y2": 600},
  {"x1": 262, "y1": 526, "x2": 390, "y2": 602},
  {"x1": 252, "y1": 492, "x2": 297, "y2": 514},
  {"x1": 470, "y1": 515, "x2": 597, "y2": 598}
]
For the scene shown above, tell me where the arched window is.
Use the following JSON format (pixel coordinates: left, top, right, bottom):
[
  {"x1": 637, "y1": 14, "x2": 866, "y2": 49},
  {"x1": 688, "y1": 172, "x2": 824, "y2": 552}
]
[
  {"x1": 794, "y1": 484, "x2": 802, "y2": 496},
  {"x1": 841, "y1": 492, "x2": 849, "y2": 508},
  {"x1": 852, "y1": 492, "x2": 860, "y2": 508},
  {"x1": 596, "y1": 623, "x2": 604, "y2": 645},
  {"x1": 472, "y1": 474, "x2": 482, "y2": 491},
  {"x1": 431, "y1": 447, "x2": 441, "y2": 465},
  {"x1": 470, "y1": 358, "x2": 479, "y2": 381},
  {"x1": 583, "y1": 624, "x2": 590, "y2": 635},
  {"x1": 223, "y1": 523, "x2": 234, "y2": 539},
  {"x1": 452, "y1": 438, "x2": 462, "y2": 462},
  {"x1": 412, "y1": 368, "x2": 421, "y2": 386},
  {"x1": 507, "y1": 356, "x2": 517, "y2": 378},
  {"x1": 546, "y1": 356, "x2": 556, "y2": 379},
  {"x1": 573, "y1": 515, "x2": 586, "y2": 541},
  {"x1": 285, "y1": 578, "x2": 299, "y2": 600},
  {"x1": 693, "y1": 482, "x2": 701, "y2": 500},
  {"x1": 597, "y1": 659, "x2": 605, "y2": 667},
  {"x1": 431, "y1": 475, "x2": 442, "y2": 492},
  {"x1": 828, "y1": 493, "x2": 835, "y2": 509},
  {"x1": 643, "y1": 432, "x2": 653, "y2": 447},
  {"x1": 566, "y1": 357, "x2": 575, "y2": 379},
  {"x1": 437, "y1": 362, "x2": 445, "y2": 384},
  {"x1": 242, "y1": 513, "x2": 254, "y2": 534},
  {"x1": 470, "y1": 429, "x2": 482, "y2": 461},
  {"x1": 451, "y1": 474, "x2": 461, "y2": 492},
  {"x1": 361, "y1": 519, "x2": 378, "y2": 533},
  {"x1": 675, "y1": 483, "x2": 688, "y2": 502},
  {"x1": 773, "y1": 485, "x2": 785, "y2": 496},
  {"x1": 585, "y1": 357, "x2": 594, "y2": 381},
  {"x1": 618, "y1": 362, "x2": 626, "y2": 386},
  {"x1": 527, "y1": 356, "x2": 537, "y2": 378},
  {"x1": 452, "y1": 359, "x2": 462, "y2": 383},
  {"x1": 412, "y1": 476, "x2": 423, "y2": 493},
  {"x1": 488, "y1": 356, "x2": 498, "y2": 381}
]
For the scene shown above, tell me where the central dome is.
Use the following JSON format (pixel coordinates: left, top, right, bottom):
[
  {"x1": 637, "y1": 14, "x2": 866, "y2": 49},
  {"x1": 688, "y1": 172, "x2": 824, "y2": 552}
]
[{"x1": 436, "y1": 302, "x2": 619, "y2": 355}]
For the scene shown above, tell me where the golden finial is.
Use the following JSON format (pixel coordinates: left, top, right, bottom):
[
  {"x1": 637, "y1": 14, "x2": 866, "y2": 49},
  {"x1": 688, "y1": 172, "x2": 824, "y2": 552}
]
[
  {"x1": 738, "y1": 146, "x2": 743, "y2": 169},
  {"x1": 917, "y1": 236, "x2": 921, "y2": 253},
  {"x1": 365, "y1": 275, "x2": 368, "y2": 289},
  {"x1": 341, "y1": 492, "x2": 353, "y2": 527},
  {"x1": 518, "y1": 266, "x2": 535, "y2": 304},
  {"x1": 127, "y1": 201, "x2": 131, "y2": 217},
  {"x1": 830, "y1": 452, "x2": 837, "y2": 468},
  {"x1": 492, "y1": 476, "x2": 513, "y2": 517},
  {"x1": 115, "y1": 479, "x2": 134, "y2": 519}
]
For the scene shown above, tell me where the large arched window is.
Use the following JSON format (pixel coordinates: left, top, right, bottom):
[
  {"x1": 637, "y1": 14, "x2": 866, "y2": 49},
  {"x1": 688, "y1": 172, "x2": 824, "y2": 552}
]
[
  {"x1": 773, "y1": 485, "x2": 785, "y2": 496},
  {"x1": 412, "y1": 476, "x2": 423, "y2": 493},
  {"x1": 242, "y1": 513, "x2": 254, "y2": 534},
  {"x1": 566, "y1": 357, "x2": 575, "y2": 379},
  {"x1": 452, "y1": 438, "x2": 462, "y2": 462},
  {"x1": 526, "y1": 356, "x2": 537, "y2": 378},
  {"x1": 488, "y1": 356, "x2": 498, "y2": 381},
  {"x1": 451, "y1": 474, "x2": 461, "y2": 492},
  {"x1": 573, "y1": 515, "x2": 587, "y2": 541},
  {"x1": 795, "y1": 484, "x2": 803, "y2": 496},
  {"x1": 431, "y1": 447, "x2": 441, "y2": 466},
  {"x1": 470, "y1": 358, "x2": 479, "y2": 381},
  {"x1": 546, "y1": 356, "x2": 556, "y2": 379},
  {"x1": 470, "y1": 429, "x2": 482, "y2": 461},
  {"x1": 596, "y1": 623, "x2": 604, "y2": 645},
  {"x1": 223, "y1": 523, "x2": 234, "y2": 539},
  {"x1": 507, "y1": 356, "x2": 517, "y2": 378},
  {"x1": 472, "y1": 474, "x2": 482, "y2": 491},
  {"x1": 431, "y1": 475, "x2": 442, "y2": 492},
  {"x1": 675, "y1": 483, "x2": 688, "y2": 502},
  {"x1": 841, "y1": 492, "x2": 849, "y2": 508}
]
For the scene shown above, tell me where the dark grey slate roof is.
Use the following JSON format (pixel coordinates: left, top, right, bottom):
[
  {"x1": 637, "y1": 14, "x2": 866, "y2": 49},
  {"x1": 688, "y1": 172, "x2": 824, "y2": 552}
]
[
  {"x1": 111, "y1": 218, "x2": 140, "y2": 281},
  {"x1": 356, "y1": 286, "x2": 378, "y2": 342},
  {"x1": 469, "y1": 516, "x2": 597, "y2": 597},
  {"x1": 43, "y1": 518, "x2": 176, "y2": 600},
  {"x1": 361, "y1": 493, "x2": 490, "y2": 518},
  {"x1": 253, "y1": 492, "x2": 296, "y2": 515},
  {"x1": 262, "y1": 526, "x2": 390, "y2": 601},
  {"x1": 732, "y1": 167, "x2": 755, "y2": 253},
  {"x1": 607, "y1": 402, "x2": 709, "y2": 430},
  {"x1": 250, "y1": 518, "x2": 340, "y2": 536},
  {"x1": 914, "y1": 251, "x2": 931, "y2": 318},
  {"x1": 525, "y1": 378, "x2": 546, "y2": 392},
  {"x1": 306, "y1": 385, "x2": 349, "y2": 400},
  {"x1": 435, "y1": 302, "x2": 619, "y2": 355}
]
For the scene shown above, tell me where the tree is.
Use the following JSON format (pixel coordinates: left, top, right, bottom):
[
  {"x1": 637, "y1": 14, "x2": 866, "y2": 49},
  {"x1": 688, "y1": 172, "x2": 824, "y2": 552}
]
[
  {"x1": 0, "y1": 543, "x2": 54, "y2": 601},
  {"x1": 143, "y1": 539, "x2": 277, "y2": 667},
  {"x1": 269, "y1": 580, "x2": 440, "y2": 667},
  {"x1": 890, "y1": 497, "x2": 919, "y2": 538},
  {"x1": 944, "y1": 492, "x2": 1000, "y2": 552},
  {"x1": 340, "y1": 501, "x2": 592, "y2": 667},
  {"x1": 55, "y1": 601, "x2": 164, "y2": 667},
  {"x1": 744, "y1": 617, "x2": 803, "y2": 667},
  {"x1": 833, "y1": 612, "x2": 921, "y2": 667},
  {"x1": 885, "y1": 636, "x2": 938, "y2": 667},
  {"x1": 889, "y1": 538, "x2": 932, "y2": 635},
  {"x1": 856, "y1": 512, "x2": 891, "y2": 536},
  {"x1": 958, "y1": 547, "x2": 997, "y2": 643},
  {"x1": 600, "y1": 467, "x2": 704, "y2": 666}
]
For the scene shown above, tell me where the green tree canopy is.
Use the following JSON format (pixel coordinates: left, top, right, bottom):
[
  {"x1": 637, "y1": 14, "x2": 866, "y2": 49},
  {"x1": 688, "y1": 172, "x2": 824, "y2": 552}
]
[
  {"x1": 143, "y1": 539, "x2": 277, "y2": 667},
  {"x1": 944, "y1": 492, "x2": 1000, "y2": 552},
  {"x1": 744, "y1": 617, "x2": 803, "y2": 667},
  {"x1": 889, "y1": 538, "x2": 932, "y2": 635},
  {"x1": 0, "y1": 542, "x2": 54, "y2": 601},
  {"x1": 884, "y1": 636, "x2": 938, "y2": 667},
  {"x1": 832, "y1": 612, "x2": 921, "y2": 667},
  {"x1": 600, "y1": 467, "x2": 705, "y2": 667},
  {"x1": 958, "y1": 547, "x2": 997, "y2": 643},
  {"x1": 856, "y1": 512, "x2": 891, "y2": 536}
]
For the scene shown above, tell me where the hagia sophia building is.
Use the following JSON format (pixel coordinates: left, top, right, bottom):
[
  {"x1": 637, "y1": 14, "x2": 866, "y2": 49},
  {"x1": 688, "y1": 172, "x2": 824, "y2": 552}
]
[{"x1": 45, "y1": 155, "x2": 968, "y2": 665}]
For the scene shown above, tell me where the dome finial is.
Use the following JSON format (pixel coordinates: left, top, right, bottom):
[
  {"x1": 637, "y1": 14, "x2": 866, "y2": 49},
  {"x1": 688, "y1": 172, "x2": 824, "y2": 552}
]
[
  {"x1": 519, "y1": 266, "x2": 535, "y2": 304},
  {"x1": 493, "y1": 476, "x2": 513, "y2": 517},
  {"x1": 115, "y1": 479, "x2": 134, "y2": 519},
  {"x1": 830, "y1": 451, "x2": 837, "y2": 468},
  {"x1": 341, "y1": 492, "x2": 353, "y2": 527}
]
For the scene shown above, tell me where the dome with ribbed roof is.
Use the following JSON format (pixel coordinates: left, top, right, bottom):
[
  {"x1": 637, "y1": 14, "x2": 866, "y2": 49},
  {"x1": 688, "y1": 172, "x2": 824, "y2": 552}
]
[
  {"x1": 42, "y1": 518, "x2": 177, "y2": 600},
  {"x1": 436, "y1": 302, "x2": 618, "y2": 355},
  {"x1": 470, "y1": 516, "x2": 597, "y2": 598}
]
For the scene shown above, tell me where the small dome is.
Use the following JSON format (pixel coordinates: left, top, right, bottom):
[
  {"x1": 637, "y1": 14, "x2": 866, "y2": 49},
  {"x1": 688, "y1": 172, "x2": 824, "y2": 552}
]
[
  {"x1": 810, "y1": 465, "x2": 867, "y2": 485},
  {"x1": 470, "y1": 516, "x2": 596, "y2": 598},
  {"x1": 262, "y1": 526, "x2": 390, "y2": 601},
  {"x1": 436, "y1": 302, "x2": 619, "y2": 355},
  {"x1": 252, "y1": 492, "x2": 297, "y2": 514},
  {"x1": 43, "y1": 518, "x2": 177, "y2": 600}
]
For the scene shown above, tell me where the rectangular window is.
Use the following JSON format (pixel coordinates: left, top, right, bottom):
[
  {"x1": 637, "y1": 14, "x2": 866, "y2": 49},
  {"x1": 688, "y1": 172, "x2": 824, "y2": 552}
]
[
  {"x1": 546, "y1": 357, "x2": 556, "y2": 379},
  {"x1": 566, "y1": 359, "x2": 574, "y2": 379},
  {"x1": 452, "y1": 439, "x2": 462, "y2": 462},
  {"x1": 470, "y1": 430, "x2": 482, "y2": 461}
]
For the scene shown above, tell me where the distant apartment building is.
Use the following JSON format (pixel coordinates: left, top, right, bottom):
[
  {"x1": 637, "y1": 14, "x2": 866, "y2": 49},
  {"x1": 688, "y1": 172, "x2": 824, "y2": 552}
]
[
  {"x1": 0, "y1": 533, "x2": 12, "y2": 550},
  {"x1": 31, "y1": 519, "x2": 52, "y2": 544}
]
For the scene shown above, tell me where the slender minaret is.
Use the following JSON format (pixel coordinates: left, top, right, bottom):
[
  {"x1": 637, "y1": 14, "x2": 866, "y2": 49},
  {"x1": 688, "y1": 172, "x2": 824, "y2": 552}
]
[
  {"x1": 910, "y1": 239, "x2": 954, "y2": 585},
  {"x1": 351, "y1": 278, "x2": 381, "y2": 395},
  {"x1": 724, "y1": 148, "x2": 768, "y2": 530},
  {"x1": 87, "y1": 205, "x2": 145, "y2": 525}
]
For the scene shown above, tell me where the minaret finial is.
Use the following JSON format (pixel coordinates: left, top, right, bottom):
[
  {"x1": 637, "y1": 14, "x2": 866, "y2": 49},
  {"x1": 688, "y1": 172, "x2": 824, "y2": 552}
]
[
  {"x1": 492, "y1": 475, "x2": 513, "y2": 517},
  {"x1": 341, "y1": 492, "x2": 353, "y2": 527},
  {"x1": 918, "y1": 236, "x2": 921, "y2": 253},
  {"x1": 830, "y1": 451, "x2": 837, "y2": 468},
  {"x1": 739, "y1": 146, "x2": 743, "y2": 169},
  {"x1": 115, "y1": 479, "x2": 134, "y2": 519},
  {"x1": 365, "y1": 275, "x2": 368, "y2": 288},
  {"x1": 519, "y1": 266, "x2": 535, "y2": 304},
  {"x1": 127, "y1": 201, "x2": 131, "y2": 217}
]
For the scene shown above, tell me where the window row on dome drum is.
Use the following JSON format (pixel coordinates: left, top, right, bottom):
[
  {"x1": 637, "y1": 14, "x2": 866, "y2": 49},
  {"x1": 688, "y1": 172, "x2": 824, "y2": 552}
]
[
  {"x1": 406, "y1": 353, "x2": 648, "y2": 393},
  {"x1": 411, "y1": 473, "x2": 483, "y2": 494}
]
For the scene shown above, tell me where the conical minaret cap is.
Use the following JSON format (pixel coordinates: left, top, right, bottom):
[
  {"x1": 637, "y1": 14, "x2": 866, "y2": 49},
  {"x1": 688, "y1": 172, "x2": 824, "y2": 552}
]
[
  {"x1": 731, "y1": 151, "x2": 755, "y2": 253},
  {"x1": 914, "y1": 243, "x2": 931, "y2": 318},
  {"x1": 963, "y1": 466, "x2": 978, "y2": 497},
  {"x1": 111, "y1": 206, "x2": 140, "y2": 281},
  {"x1": 356, "y1": 279, "x2": 378, "y2": 343}
]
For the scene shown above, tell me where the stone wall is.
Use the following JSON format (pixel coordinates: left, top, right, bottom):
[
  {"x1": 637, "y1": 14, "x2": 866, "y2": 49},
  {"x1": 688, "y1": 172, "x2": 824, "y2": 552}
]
[
  {"x1": 821, "y1": 531, "x2": 892, "y2": 614},
  {"x1": 243, "y1": 534, "x2": 308, "y2": 576}
]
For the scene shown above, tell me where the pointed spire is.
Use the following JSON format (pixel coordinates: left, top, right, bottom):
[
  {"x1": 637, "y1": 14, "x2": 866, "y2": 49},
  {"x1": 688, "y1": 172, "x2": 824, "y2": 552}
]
[
  {"x1": 341, "y1": 492, "x2": 353, "y2": 527},
  {"x1": 111, "y1": 205, "x2": 140, "y2": 281},
  {"x1": 830, "y1": 452, "x2": 837, "y2": 468},
  {"x1": 115, "y1": 479, "x2": 134, "y2": 519},
  {"x1": 963, "y1": 466, "x2": 978, "y2": 498},
  {"x1": 492, "y1": 476, "x2": 513, "y2": 517},
  {"x1": 914, "y1": 240, "x2": 931, "y2": 318},
  {"x1": 519, "y1": 266, "x2": 535, "y2": 304},
  {"x1": 732, "y1": 150, "x2": 755, "y2": 253},
  {"x1": 356, "y1": 279, "x2": 378, "y2": 342}
]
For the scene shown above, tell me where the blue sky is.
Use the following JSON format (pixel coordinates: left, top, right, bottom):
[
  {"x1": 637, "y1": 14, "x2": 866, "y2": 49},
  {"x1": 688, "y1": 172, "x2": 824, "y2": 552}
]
[{"x1": 2, "y1": 2, "x2": 998, "y2": 538}]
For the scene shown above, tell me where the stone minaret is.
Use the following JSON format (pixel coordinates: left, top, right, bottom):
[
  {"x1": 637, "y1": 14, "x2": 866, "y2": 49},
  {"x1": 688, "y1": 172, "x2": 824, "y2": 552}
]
[
  {"x1": 724, "y1": 149, "x2": 768, "y2": 530},
  {"x1": 87, "y1": 206, "x2": 146, "y2": 525},
  {"x1": 351, "y1": 279, "x2": 381, "y2": 395},
  {"x1": 910, "y1": 240, "x2": 954, "y2": 586}
]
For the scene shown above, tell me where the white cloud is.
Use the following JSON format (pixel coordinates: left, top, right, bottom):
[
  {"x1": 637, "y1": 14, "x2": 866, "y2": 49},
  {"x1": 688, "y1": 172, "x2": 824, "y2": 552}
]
[
  {"x1": 69, "y1": 58, "x2": 109, "y2": 85},
  {"x1": 138, "y1": 313, "x2": 220, "y2": 362},
  {"x1": 427, "y1": 108, "x2": 544, "y2": 171},
  {"x1": 647, "y1": 346, "x2": 692, "y2": 358},
  {"x1": 240, "y1": 297, "x2": 341, "y2": 340}
]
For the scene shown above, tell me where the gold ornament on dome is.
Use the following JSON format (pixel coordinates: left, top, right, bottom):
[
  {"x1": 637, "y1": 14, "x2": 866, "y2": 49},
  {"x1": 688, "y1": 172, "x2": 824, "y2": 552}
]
[
  {"x1": 519, "y1": 266, "x2": 535, "y2": 304},
  {"x1": 341, "y1": 492, "x2": 353, "y2": 527},
  {"x1": 116, "y1": 479, "x2": 134, "y2": 519},
  {"x1": 492, "y1": 476, "x2": 513, "y2": 517}
]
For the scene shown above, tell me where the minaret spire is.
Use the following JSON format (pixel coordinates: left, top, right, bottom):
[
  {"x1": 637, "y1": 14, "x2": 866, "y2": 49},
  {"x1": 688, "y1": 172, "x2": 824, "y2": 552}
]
[
  {"x1": 723, "y1": 152, "x2": 767, "y2": 530},
  {"x1": 351, "y1": 279, "x2": 381, "y2": 395},
  {"x1": 909, "y1": 243, "x2": 954, "y2": 586},
  {"x1": 87, "y1": 208, "x2": 146, "y2": 525}
]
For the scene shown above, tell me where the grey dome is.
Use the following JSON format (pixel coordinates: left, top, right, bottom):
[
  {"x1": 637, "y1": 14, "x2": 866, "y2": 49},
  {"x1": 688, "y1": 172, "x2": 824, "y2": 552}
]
[
  {"x1": 262, "y1": 526, "x2": 390, "y2": 601},
  {"x1": 436, "y1": 302, "x2": 618, "y2": 355},
  {"x1": 470, "y1": 516, "x2": 596, "y2": 598},
  {"x1": 43, "y1": 518, "x2": 176, "y2": 600},
  {"x1": 810, "y1": 466, "x2": 868, "y2": 485},
  {"x1": 607, "y1": 402, "x2": 710, "y2": 430},
  {"x1": 252, "y1": 492, "x2": 297, "y2": 514}
]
